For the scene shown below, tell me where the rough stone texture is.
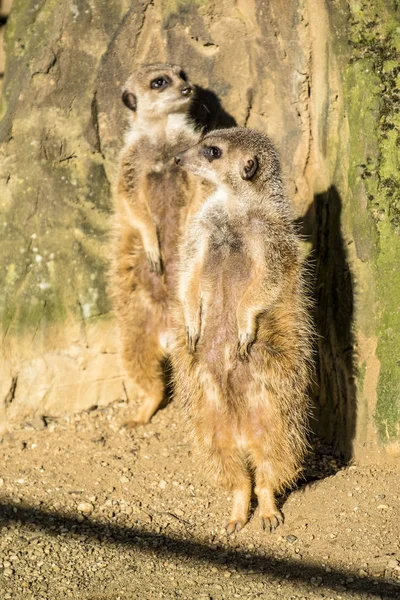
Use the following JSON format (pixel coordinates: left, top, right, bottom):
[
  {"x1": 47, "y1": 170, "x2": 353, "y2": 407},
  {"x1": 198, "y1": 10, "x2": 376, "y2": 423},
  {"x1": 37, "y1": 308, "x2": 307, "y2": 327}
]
[
  {"x1": 313, "y1": 0, "x2": 400, "y2": 460},
  {"x1": 0, "y1": 0, "x2": 399, "y2": 459}
]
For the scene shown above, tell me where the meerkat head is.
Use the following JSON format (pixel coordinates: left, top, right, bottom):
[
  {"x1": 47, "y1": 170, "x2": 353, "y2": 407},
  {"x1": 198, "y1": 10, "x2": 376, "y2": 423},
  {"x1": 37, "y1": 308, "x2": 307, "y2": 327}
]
[
  {"x1": 122, "y1": 63, "x2": 194, "y2": 119},
  {"x1": 175, "y1": 127, "x2": 282, "y2": 193}
]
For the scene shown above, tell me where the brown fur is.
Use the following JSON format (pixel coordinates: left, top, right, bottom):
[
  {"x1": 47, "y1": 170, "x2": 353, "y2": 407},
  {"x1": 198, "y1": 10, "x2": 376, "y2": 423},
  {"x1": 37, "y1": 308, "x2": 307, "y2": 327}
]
[
  {"x1": 110, "y1": 63, "x2": 205, "y2": 426},
  {"x1": 172, "y1": 128, "x2": 314, "y2": 533}
]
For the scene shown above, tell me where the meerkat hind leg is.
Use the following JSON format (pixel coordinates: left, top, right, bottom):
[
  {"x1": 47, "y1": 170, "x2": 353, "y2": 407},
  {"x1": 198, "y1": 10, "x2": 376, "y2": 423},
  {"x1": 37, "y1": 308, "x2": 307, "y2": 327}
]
[
  {"x1": 255, "y1": 465, "x2": 284, "y2": 532},
  {"x1": 123, "y1": 339, "x2": 167, "y2": 428},
  {"x1": 124, "y1": 385, "x2": 164, "y2": 428},
  {"x1": 225, "y1": 478, "x2": 252, "y2": 535}
]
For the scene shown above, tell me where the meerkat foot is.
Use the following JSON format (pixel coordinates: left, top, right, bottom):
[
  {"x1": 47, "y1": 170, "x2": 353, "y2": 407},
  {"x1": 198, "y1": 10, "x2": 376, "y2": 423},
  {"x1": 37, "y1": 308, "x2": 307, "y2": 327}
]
[
  {"x1": 185, "y1": 325, "x2": 200, "y2": 354},
  {"x1": 224, "y1": 487, "x2": 250, "y2": 535},
  {"x1": 225, "y1": 519, "x2": 245, "y2": 535},
  {"x1": 237, "y1": 331, "x2": 254, "y2": 361},
  {"x1": 255, "y1": 481, "x2": 283, "y2": 533},
  {"x1": 123, "y1": 395, "x2": 163, "y2": 429},
  {"x1": 146, "y1": 251, "x2": 163, "y2": 275},
  {"x1": 260, "y1": 510, "x2": 284, "y2": 532}
]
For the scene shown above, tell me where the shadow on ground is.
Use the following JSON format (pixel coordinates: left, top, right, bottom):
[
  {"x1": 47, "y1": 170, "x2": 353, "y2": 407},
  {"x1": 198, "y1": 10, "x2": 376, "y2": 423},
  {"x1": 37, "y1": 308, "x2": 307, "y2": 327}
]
[{"x1": 0, "y1": 500, "x2": 398, "y2": 599}]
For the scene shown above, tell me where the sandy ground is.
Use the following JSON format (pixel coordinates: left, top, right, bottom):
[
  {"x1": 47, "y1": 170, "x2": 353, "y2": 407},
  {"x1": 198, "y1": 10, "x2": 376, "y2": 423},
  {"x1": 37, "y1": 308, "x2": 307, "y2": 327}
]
[{"x1": 0, "y1": 398, "x2": 399, "y2": 600}]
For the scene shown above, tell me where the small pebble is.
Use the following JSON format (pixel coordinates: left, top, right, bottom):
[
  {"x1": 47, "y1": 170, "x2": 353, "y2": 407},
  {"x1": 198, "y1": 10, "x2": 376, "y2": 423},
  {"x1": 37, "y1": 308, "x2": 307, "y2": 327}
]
[
  {"x1": 3, "y1": 568, "x2": 14, "y2": 577},
  {"x1": 27, "y1": 415, "x2": 47, "y2": 430},
  {"x1": 77, "y1": 501, "x2": 94, "y2": 514},
  {"x1": 286, "y1": 535, "x2": 297, "y2": 543},
  {"x1": 387, "y1": 558, "x2": 400, "y2": 569}
]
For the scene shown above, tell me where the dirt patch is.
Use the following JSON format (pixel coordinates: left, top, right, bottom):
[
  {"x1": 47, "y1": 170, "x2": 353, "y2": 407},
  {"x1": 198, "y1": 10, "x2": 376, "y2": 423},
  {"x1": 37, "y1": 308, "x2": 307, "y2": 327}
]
[{"x1": 0, "y1": 399, "x2": 399, "y2": 599}]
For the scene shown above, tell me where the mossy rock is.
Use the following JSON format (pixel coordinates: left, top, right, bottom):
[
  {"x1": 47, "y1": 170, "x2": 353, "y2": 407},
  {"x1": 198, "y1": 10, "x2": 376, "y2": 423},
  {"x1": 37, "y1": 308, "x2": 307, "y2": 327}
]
[{"x1": 0, "y1": 0, "x2": 399, "y2": 458}]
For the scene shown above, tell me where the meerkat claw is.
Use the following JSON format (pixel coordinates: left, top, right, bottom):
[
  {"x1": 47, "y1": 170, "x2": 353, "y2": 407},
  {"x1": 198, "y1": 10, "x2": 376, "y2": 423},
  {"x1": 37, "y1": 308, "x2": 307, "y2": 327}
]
[
  {"x1": 146, "y1": 253, "x2": 163, "y2": 275},
  {"x1": 237, "y1": 333, "x2": 254, "y2": 361},
  {"x1": 225, "y1": 520, "x2": 245, "y2": 535},
  {"x1": 185, "y1": 326, "x2": 200, "y2": 354},
  {"x1": 260, "y1": 511, "x2": 284, "y2": 532}
]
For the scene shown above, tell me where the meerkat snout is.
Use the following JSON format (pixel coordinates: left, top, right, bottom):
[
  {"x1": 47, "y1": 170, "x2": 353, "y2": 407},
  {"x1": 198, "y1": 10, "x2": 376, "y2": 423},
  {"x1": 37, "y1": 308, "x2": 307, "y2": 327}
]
[{"x1": 180, "y1": 85, "x2": 192, "y2": 96}]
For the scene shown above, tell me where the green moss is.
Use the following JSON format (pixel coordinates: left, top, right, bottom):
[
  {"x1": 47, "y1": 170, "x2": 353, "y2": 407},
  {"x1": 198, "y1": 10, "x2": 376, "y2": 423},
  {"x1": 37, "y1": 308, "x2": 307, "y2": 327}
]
[
  {"x1": 357, "y1": 360, "x2": 367, "y2": 395},
  {"x1": 0, "y1": 0, "x2": 119, "y2": 337},
  {"x1": 346, "y1": 1, "x2": 400, "y2": 445},
  {"x1": 0, "y1": 145, "x2": 111, "y2": 334},
  {"x1": 374, "y1": 220, "x2": 400, "y2": 442}
]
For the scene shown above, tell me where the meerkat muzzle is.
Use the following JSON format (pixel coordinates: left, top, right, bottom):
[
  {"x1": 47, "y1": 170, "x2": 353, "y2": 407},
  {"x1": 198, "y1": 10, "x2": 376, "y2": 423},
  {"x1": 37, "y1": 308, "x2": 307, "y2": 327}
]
[{"x1": 180, "y1": 86, "x2": 192, "y2": 96}]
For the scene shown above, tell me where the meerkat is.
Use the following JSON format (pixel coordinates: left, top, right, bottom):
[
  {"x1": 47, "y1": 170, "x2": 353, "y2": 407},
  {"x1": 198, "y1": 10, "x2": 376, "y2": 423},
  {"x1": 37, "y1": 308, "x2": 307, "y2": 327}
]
[
  {"x1": 172, "y1": 128, "x2": 314, "y2": 533},
  {"x1": 110, "y1": 63, "x2": 208, "y2": 427}
]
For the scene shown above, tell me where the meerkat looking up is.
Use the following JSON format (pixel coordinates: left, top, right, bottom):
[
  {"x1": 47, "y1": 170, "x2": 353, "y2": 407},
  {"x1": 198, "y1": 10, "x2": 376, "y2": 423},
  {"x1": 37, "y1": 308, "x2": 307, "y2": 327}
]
[
  {"x1": 172, "y1": 128, "x2": 313, "y2": 533},
  {"x1": 110, "y1": 63, "x2": 206, "y2": 427}
]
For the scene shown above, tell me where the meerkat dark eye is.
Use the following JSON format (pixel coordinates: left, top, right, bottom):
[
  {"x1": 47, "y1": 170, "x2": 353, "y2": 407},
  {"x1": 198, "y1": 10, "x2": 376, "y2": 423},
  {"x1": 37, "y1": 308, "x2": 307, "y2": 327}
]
[
  {"x1": 203, "y1": 146, "x2": 222, "y2": 161},
  {"x1": 150, "y1": 77, "x2": 169, "y2": 90},
  {"x1": 179, "y1": 70, "x2": 188, "y2": 82}
]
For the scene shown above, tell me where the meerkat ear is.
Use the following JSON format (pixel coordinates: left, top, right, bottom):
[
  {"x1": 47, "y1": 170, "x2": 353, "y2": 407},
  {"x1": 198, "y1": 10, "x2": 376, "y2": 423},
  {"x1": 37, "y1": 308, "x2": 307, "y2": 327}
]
[
  {"x1": 122, "y1": 90, "x2": 137, "y2": 111},
  {"x1": 198, "y1": 124, "x2": 209, "y2": 141},
  {"x1": 241, "y1": 156, "x2": 258, "y2": 180}
]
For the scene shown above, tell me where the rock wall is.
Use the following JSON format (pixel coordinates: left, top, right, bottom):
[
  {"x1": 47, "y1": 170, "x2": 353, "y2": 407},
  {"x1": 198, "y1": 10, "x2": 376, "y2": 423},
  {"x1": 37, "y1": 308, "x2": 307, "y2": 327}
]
[
  {"x1": 333, "y1": 0, "x2": 400, "y2": 459},
  {"x1": 0, "y1": 0, "x2": 399, "y2": 460}
]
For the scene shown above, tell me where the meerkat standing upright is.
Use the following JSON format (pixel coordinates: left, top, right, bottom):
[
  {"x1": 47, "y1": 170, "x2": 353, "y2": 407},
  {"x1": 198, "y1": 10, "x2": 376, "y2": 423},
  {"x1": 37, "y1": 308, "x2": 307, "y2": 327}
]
[
  {"x1": 173, "y1": 128, "x2": 313, "y2": 533},
  {"x1": 110, "y1": 63, "x2": 206, "y2": 426}
]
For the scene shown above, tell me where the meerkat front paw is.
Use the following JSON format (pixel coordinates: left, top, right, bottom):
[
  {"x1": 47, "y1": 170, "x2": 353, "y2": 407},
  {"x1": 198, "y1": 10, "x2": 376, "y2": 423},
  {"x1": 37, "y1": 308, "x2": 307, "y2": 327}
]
[
  {"x1": 146, "y1": 250, "x2": 163, "y2": 275},
  {"x1": 185, "y1": 325, "x2": 200, "y2": 354},
  {"x1": 237, "y1": 331, "x2": 255, "y2": 361}
]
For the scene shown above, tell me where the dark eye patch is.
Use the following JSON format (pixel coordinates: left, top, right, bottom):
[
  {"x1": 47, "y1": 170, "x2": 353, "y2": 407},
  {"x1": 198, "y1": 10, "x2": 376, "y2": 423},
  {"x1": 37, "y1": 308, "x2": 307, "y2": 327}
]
[
  {"x1": 150, "y1": 76, "x2": 170, "y2": 90},
  {"x1": 179, "y1": 70, "x2": 188, "y2": 82},
  {"x1": 202, "y1": 146, "x2": 222, "y2": 161}
]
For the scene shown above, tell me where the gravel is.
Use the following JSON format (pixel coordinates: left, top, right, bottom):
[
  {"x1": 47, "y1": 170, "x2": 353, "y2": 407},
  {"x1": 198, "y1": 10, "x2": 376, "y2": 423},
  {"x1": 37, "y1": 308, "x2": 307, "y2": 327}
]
[{"x1": 0, "y1": 398, "x2": 399, "y2": 599}]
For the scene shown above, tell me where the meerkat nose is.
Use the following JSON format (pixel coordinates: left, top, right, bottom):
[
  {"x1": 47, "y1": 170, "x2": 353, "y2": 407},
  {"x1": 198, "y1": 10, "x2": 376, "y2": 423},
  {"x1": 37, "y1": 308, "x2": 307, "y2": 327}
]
[
  {"x1": 174, "y1": 154, "x2": 183, "y2": 165},
  {"x1": 180, "y1": 86, "x2": 192, "y2": 96}
]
